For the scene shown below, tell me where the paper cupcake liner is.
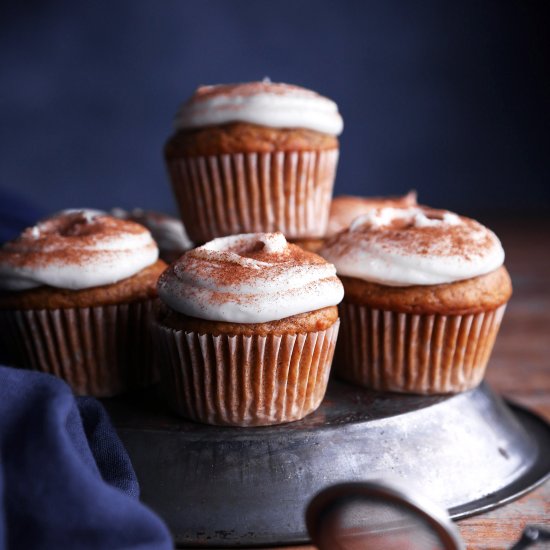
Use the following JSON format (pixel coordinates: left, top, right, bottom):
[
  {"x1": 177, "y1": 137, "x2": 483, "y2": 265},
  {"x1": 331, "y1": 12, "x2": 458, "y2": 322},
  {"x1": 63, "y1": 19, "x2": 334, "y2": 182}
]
[
  {"x1": 167, "y1": 149, "x2": 339, "y2": 243},
  {"x1": 155, "y1": 320, "x2": 340, "y2": 426},
  {"x1": 0, "y1": 300, "x2": 158, "y2": 397},
  {"x1": 335, "y1": 302, "x2": 507, "y2": 394}
]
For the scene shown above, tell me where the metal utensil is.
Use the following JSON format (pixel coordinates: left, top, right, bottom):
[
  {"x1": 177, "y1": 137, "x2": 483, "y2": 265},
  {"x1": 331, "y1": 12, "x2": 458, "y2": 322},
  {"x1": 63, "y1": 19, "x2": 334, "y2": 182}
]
[
  {"x1": 306, "y1": 480, "x2": 464, "y2": 550},
  {"x1": 307, "y1": 481, "x2": 550, "y2": 550}
]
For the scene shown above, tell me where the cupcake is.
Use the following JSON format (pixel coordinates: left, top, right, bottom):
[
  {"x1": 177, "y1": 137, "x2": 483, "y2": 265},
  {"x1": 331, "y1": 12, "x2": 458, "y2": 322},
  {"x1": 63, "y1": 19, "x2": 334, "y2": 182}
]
[
  {"x1": 164, "y1": 80, "x2": 343, "y2": 244},
  {"x1": 327, "y1": 191, "x2": 418, "y2": 237},
  {"x1": 294, "y1": 191, "x2": 418, "y2": 253},
  {"x1": 320, "y1": 206, "x2": 512, "y2": 394},
  {"x1": 154, "y1": 232, "x2": 344, "y2": 426},
  {"x1": 111, "y1": 208, "x2": 193, "y2": 263},
  {"x1": 0, "y1": 211, "x2": 166, "y2": 396}
]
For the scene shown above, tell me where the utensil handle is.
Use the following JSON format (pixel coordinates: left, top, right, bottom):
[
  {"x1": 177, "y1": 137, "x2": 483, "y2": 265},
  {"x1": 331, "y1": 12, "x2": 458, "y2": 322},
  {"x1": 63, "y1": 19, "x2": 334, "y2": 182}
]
[{"x1": 509, "y1": 525, "x2": 550, "y2": 550}]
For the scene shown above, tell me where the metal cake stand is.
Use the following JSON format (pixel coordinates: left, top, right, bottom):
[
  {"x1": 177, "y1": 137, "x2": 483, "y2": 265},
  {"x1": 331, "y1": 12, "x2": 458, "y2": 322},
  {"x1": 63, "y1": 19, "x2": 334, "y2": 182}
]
[{"x1": 104, "y1": 380, "x2": 550, "y2": 548}]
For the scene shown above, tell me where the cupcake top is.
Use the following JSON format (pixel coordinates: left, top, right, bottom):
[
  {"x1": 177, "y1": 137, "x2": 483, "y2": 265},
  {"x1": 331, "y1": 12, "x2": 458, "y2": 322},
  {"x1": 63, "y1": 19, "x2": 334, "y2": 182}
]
[
  {"x1": 0, "y1": 211, "x2": 159, "y2": 291},
  {"x1": 174, "y1": 80, "x2": 343, "y2": 136},
  {"x1": 320, "y1": 206, "x2": 505, "y2": 286},
  {"x1": 158, "y1": 232, "x2": 344, "y2": 323},
  {"x1": 327, "y1": 191, "x2": 418, "y2": 236},
  {"x1": 111, "y1": 208, "x2": 193, "y2": 253}
]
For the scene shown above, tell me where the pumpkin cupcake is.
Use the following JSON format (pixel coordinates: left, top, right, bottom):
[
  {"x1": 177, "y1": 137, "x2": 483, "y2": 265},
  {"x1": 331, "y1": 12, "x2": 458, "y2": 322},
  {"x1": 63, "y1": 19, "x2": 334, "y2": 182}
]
[
  {"x1": 321, "y1": 206, "x2": 512, "y2": 394},
  {"x1": 164, "y1": 80, "x2": 343, "y2": 244},
  {"x1": 0, "y1": 211, "x2": 166, "y2": 396},
  {"x1": 155, "y1": 232, "x2": 344, "y2": 426},
  {"x1": 294, "y1": 191, "x2": 418, "y2": 253}
]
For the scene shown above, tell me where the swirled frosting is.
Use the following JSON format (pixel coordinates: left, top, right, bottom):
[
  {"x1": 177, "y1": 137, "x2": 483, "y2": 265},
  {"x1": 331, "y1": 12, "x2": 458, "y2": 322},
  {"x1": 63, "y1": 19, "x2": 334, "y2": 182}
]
[
  {"x1": 320, "y1": 207, "x2": 505, "y2": 286},
  {"x1": 0, "y1": 211, "x2": 159, "y2": 291},
  {"x1": 158, "y1": 232, "x2": 344, "y2": 323},
  {"x1": 327, "y1": 191, "x2": 418, "y2": 236},
  {"x1": 174, "y1": 80, "x2": 343, "y2": 136}
]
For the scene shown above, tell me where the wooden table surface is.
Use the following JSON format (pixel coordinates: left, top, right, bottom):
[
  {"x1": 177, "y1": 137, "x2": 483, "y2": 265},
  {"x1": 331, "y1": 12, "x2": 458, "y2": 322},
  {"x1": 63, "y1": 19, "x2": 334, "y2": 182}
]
[
  {"x1": 455, "y1": 218, "x2": 550, "y2": 549},
  {"x1": 192, "y1": 218, "x2": 550, "y2": 550}
]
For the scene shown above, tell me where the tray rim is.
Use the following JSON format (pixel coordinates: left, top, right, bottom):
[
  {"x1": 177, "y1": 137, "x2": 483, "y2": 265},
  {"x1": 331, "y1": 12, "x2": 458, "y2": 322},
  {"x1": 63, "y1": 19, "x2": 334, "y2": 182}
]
[{"x1": 447, "y1": 400, "x2": 550, "y2": 520}]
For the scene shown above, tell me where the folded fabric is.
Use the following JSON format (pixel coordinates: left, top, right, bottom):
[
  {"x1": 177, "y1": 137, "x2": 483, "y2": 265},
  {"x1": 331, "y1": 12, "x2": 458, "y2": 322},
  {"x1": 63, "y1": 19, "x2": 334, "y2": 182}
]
[{"x1": 0, "y1": 366, "x2": 172, "y2": 549}]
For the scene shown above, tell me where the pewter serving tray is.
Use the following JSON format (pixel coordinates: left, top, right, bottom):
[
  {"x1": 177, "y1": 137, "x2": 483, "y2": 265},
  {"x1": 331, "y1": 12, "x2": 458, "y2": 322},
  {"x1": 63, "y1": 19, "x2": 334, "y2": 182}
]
[{"x1": 104, "y1": 380, "x2": 550, "y2": 548}]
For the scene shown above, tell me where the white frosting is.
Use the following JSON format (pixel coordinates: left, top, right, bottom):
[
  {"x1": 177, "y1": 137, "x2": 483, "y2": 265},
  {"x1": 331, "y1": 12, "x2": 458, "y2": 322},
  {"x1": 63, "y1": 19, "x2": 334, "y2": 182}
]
[
  {"x1": 327, "y1": 191, "x2": 418, "y2": 236},
  {"x1": 158, "y1": 232, "x2": 344, "y2": 323},
  {"x1": 174, "y1": 81, "x2": 343, "y2": 136},
  {"x1": 50, "y1": 208, "x2": 193, "y2": 254},
  {"x1": 347, "y1": 207, "x2": 461, "y2": 231},
  {"x1": 111, "y1": 208, "x2": 193, "y2": 252},
  {"x1": 0, "y1": 212, "x2": 159, "y2": 291},
  {"x1": 321, "y1": 207, "x2": 505, "y2": 286},
  {"x1": 53, "y1": 208, "x2": 106, "y2": 219}
]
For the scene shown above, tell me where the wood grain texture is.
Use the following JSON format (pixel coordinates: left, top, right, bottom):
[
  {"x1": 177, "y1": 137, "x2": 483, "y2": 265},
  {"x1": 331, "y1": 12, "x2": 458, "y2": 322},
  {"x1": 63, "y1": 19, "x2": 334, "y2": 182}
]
[
  {"x1": 456, "y1": 219, "x2": 550, "y2": 550},
  {"x1": 188, "y1": 218, "x2": 550, "y2": 550}
]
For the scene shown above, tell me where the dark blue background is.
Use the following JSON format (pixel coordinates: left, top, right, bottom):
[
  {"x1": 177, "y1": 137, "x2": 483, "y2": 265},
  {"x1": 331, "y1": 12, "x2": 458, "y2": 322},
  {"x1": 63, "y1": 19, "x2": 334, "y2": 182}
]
[{"x1": 1, "y1": 1, "x2": 549, "y2": 219}]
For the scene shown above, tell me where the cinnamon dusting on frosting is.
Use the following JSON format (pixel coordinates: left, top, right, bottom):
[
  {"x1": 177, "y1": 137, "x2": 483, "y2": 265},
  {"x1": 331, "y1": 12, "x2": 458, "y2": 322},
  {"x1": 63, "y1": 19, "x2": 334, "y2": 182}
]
[
  {"x1": 182, "y1": 236, "x2": 326, "y2": 302},
  {"x1": 5, "y1": 214, "x2": 143, "y2": 265},
  {"x1": 0, "y1": 212, "x2": 159, "y2": 291},
  {"x1": 348, "y1": 207, "x2": 493, "y2": 259},
  {"x1": 190, "y1": 82, "x2": 321, "y2": 102},
  {"x1": 158, "y1": 232, "x2": 344, "y2": 323},
  {"x1": 321, "y1": 206, "x2": 505, "y2": 287},
  {"x1": 327, "y1": 191, "x2": 418, "y2": 236}
]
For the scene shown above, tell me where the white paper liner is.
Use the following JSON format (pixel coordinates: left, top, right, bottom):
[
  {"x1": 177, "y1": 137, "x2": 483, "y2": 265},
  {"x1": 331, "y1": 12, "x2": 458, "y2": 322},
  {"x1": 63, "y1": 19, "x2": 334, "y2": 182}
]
[
  {"x1": 167, "y1": 149, "x2": 339, "y2": 243},
  {"x1": 0, "y1": 299, "x2": 158, "y2": 397},
  {"x1": 336, "y1": 303, "x2": 507, "y2": 394},
  {"x1": 155, "y1": 320, "x2": 340, "y2": 426}
]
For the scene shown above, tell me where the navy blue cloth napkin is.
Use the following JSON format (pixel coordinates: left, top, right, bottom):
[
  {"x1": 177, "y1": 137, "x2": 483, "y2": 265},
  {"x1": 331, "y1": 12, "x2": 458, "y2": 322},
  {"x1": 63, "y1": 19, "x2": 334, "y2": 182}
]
[{"x1": 0, "y1": 366, "x2": 173, "y2": 549}]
